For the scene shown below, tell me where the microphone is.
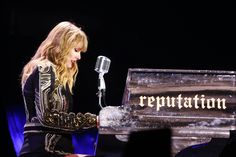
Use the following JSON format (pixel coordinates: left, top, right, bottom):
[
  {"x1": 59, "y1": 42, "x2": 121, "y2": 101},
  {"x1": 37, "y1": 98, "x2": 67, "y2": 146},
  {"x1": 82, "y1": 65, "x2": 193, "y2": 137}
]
[
  {"x1": 95, "y1": 56, "x2": 111, "y2": 90},
  {"x1": 95, "y1": 55, "x2": 111, "y2": 108},
  {"x1": 95, "y1": 55, "x2": 111, "y2": 74}
]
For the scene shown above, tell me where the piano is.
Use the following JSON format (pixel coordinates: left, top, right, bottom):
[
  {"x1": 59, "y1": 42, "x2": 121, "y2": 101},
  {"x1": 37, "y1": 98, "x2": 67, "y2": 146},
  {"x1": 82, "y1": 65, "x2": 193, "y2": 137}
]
[{"x1": 98, "y1": 68, "x2": 236, "y2": 156}]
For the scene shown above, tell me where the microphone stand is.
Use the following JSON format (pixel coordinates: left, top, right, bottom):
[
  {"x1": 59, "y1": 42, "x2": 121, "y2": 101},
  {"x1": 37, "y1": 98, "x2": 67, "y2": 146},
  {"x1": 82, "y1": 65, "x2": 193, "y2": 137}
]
[{"x1": 97, "y1": 73, "x2": 107, "y2": 109}]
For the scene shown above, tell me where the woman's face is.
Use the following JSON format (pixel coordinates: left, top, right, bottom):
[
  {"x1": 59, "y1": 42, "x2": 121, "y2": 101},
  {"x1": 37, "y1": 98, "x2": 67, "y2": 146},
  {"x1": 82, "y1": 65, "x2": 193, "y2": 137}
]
[{"x1": 66, "y1": 42, "x2": 83, "y2": 68}]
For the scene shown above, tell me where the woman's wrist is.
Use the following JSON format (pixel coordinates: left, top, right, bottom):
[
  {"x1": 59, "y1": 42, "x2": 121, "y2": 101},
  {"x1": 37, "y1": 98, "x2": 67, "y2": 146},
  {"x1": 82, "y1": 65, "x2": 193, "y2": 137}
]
[{"x1": 96, "y1": 116, "x2": 100, "y2": 128}]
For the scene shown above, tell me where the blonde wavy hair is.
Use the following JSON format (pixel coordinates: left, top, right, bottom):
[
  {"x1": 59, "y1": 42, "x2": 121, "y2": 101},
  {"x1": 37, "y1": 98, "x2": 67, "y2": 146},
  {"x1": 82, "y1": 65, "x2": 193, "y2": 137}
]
[{"x1": 21, "y1": 21, "x2": 88, "y2": 93}]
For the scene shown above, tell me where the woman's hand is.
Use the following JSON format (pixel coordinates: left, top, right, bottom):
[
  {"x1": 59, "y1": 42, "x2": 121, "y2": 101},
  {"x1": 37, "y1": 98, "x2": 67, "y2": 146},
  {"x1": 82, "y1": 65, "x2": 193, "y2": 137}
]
[{"x1": 96, "y1": 116, "x2": 100, "y2": 128}]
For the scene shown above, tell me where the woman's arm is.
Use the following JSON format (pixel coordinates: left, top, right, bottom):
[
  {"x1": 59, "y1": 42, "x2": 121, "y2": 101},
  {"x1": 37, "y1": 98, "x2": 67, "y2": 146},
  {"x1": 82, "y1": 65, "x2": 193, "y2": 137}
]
[{"x1": 35, "y1": 62, "x2": 97, "y2": 131}]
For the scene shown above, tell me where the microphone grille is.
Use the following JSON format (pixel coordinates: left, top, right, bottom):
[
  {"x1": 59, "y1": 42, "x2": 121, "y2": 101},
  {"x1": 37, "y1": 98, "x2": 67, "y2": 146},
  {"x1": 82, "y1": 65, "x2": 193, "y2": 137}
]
[{"x1": 95, "y1": 56, "x2": 111, "y2": 73}]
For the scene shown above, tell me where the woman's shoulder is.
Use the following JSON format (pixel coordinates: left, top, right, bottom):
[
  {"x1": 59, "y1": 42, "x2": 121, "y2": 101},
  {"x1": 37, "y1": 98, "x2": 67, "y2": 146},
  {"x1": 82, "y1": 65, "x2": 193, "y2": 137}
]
[{"x1": 36, "y1": 59, "x2": 56, "y2": 73}]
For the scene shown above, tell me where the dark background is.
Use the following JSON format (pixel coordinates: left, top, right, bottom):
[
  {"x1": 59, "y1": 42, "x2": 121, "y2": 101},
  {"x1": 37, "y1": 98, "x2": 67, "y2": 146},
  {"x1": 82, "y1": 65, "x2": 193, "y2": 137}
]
[{"x1": 2, "y1": 0, "x2": 235, "y2": 156}]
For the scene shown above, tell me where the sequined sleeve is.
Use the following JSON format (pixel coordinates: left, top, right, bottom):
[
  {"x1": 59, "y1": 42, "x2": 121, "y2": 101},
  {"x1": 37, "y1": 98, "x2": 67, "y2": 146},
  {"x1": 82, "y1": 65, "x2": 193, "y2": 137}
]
[{"x1": 36, "y1": 62, "x2": 97, "y2": 131}]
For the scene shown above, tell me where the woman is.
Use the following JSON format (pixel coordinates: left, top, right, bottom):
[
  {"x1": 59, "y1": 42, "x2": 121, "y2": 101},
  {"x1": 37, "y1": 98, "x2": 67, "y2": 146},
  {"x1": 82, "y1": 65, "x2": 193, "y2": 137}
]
[{"x1": 19, "y1": 21, "x2": 98, "y2": 157}]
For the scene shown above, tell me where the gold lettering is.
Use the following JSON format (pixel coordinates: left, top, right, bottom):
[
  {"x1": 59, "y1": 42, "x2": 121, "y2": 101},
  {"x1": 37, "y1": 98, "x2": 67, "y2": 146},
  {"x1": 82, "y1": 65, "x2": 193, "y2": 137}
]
[
  {"x1": 139, "y1": 96, "x2": 147, "y2": 107},
  {"x1": 200, "y1": 95, "x2": 206, "y2": 109},
  {"x1": 183, "y1": 97, "x2": 192, "y2": 108},
  {"x1": 137, "y1": 94, "x2": 227, "y2": 111},
  {"x1": 177, "y1": 94, "x2": 183, "y2": 109},
  {"x1": 217, "y1": 98, "x2": 226, "y2": 109},
  {"x1": 148, "y1": 96, "x2": 155, "y2": 108},
  {"x1": 193, "y1": 95, "x2": 199, "y2": 109},
  {"x1": 156, "y1": 96, "x2": 165, "y2": 111},
  {"x1": 166, "y1": 96, "x2": 175, "y2": 107},
  {"x1": 207, "y1": 98, "x2": 215, "y2": 109}
]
